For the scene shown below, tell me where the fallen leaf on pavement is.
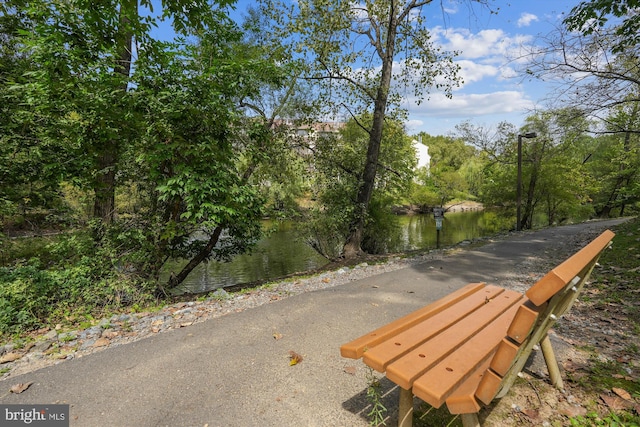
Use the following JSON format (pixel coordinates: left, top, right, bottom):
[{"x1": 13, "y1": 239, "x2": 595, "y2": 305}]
[
  {"x1": 344, "y1": 366, "x2": 356, "y2": 375},
  {"x1": 10, "y1": 382, "x2": 33, "y2": 394},
  {"x1": 288, "y1": 350, "x2": 303, "y2": 366}
]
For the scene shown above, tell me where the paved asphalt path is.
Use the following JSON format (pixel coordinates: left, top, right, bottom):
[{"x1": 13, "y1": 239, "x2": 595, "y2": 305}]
[{"x1": 0, "y1": 219, "x2": 627, "y2": 427}]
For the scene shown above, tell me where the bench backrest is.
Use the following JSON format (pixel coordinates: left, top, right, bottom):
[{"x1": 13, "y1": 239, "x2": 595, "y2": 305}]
[{"x1": 475, "y1": 229, "x2": 615, "y2": 404}]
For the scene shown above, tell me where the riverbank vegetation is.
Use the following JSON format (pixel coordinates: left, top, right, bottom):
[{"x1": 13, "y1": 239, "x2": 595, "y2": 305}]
[{"x1": 1, "y1": 0, "x2": 639, "y2": 337}]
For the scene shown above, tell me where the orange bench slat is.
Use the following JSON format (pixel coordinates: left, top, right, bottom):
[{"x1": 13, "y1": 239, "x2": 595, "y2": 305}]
[
  {"x1": 384, "y1": 289, "x2": 523, "y2": 389},
  {"x1": 507, "y1": 300, "x2": 543, "y2": 344},
  {"x1": 340, "y1": 282, "x2": 486, "y2": 359},
  {"x1": 489, "y1": 337, "x2": 520, "y2": 376},
  {"x1": 411, "y1": 301, "x2": 522, "y2": 408},
  {"x1": 363, "y1": 285, "x2": 507, "y2": 372},
  {"x1": 526, "y1": 230, "x2": 614, "y2": 305},
  {"x1": 474, "y1": 368, "x2": 503, "y2": 405}
]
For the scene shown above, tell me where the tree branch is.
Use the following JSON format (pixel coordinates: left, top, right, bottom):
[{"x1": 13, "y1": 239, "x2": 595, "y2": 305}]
[{"x1": 305, "y1": 58, "x2": 377, "y2": 101}]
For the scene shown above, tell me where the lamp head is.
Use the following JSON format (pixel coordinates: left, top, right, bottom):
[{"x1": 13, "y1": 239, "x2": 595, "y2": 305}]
[{"x1": 521, "y1": 132, "x2": 537, "y2": 138}]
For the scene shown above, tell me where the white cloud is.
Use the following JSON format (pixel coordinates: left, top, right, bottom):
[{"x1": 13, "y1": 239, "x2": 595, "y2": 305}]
[
  {"x1": 431, "y1": 27, "x2": 534, "y2": 62},
  {"x1": 455, "y1": 60, "x2": 499, "y2": 87},
  {"x1": 517, "y1": 13, "x2": 539, "y2": 28},
  {"x1": 408, "y1": 91, "x2": 534, "y2": 118},
  {"x1": 347, "y1": 17, "x2": 544, "y2": 134},
  {"x1": 498, "y1": 66, "x2": 518, "y2": 80},
  {"x1": 405, "y1": 119, "x2": 424, "y2": 133},
  {"x1": 433, "y1": 27, "x2": 504, "y2": 58}
]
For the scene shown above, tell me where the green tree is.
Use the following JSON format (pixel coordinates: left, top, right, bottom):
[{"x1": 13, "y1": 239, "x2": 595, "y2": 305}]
[
  {"x1": 522, "y1": 1, "x2": 640, "y2": 219},
  {"x1": 127, "y1": 24, "x2": 295, "y2": 291},
  {"x1": 305, "y1": 115, "x2": 415, "y2": 258},
  {"x1": 16, "y1": 0, "x2": 236, "y2": 224},
  {"x1": 587, "y1": 104, "x2": 640, "y2": 217},
  {"x1": 457, "y1": 111, "x2": 594, "y2": 229},
  {"x1": 564, "y1": 0, "x2": 640, "y2": 54},
  {"x1": 409, "y1": 167, "x2": 440, "y2": 212},
  {"x1": 234, "y1": 8, "x2": 317, "y2": 218},
  {"x1": 258, "y1": 0, "x2": 490, "y2": 258},
  {"x1": 0, "y1": 1, "x2": 74, "y2": 229},
  {"x1": 419, "y1": 134, "x2": 475, "y2": 173},
  {"x1": 409, "y1": 133, "x2": 477, "y2": 209},
  {"x1": 4, "y1": 0, "x2": 297, "y2": 294},
  {"x1": 458, "y1": 155, "x2": 487, "y2": 199},
  {"x1": 455, "y1": 120, "x2": 517, "y2": 208}
]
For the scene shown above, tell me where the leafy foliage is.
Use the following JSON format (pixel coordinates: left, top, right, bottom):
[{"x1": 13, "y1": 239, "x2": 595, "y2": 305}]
[
  {"x1": 456, "y1": 111, "x2": 601, "y2": 229},
  {"x1": 564, "y1": 0, "x2": 640, "y2": 54},
  {"x1": 409, "y1": 134, "x2": 477, "y2": 209},
  {"x1": 1, "y1": 0, "x2": 296, "y2": 294},
  {"x1": 304, "y1": 115, "x2": 414, "y2": 257},
  {"x1": 0, "y1": 231, "x2": 155, "y2": 335},
  {"x1": 256, "y1": 0, "x2": 481, "y2": 256}
]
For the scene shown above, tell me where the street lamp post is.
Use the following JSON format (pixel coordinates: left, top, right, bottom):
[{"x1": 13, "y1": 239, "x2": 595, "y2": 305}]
[{"x1": 516, "y1": 132, "x2": 537, "y2": 231}]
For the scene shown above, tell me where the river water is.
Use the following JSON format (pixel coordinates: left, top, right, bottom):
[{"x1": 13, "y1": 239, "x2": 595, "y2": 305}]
[{"x1": 167, "y1": 210, "x2": 512, "y2": 294}]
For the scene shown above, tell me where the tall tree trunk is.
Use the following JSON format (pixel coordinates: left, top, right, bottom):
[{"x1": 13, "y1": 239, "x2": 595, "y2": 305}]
[
  {"x1": 597, "y1": 179, "x2": 622, "y2": 217},
  {"x1": 93, "y1": 0, "x2": 135, "y2": 223},
  {"x1": 520, "y1": 161, "x2": 539, "y2": 230},
  {"x1": 343, "y1": 1, "x2": 399, "y2": 259},
  {"x1": 164, "y1": 225, "x2": 224, "y2": 293}
]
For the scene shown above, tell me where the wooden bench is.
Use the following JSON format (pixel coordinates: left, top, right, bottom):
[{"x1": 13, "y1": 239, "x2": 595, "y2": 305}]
[{"x1": 341, "y1": 230, "x2": 615, "y2": 427}]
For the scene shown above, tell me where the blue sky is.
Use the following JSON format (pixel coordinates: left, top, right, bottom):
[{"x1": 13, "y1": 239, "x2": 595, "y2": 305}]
[
  {"x1": 395, "y1": 0, "x2": 578, "y2": 136},
  {"x1": 153, "y1": 1, "x2": 580, "y2": 137}
]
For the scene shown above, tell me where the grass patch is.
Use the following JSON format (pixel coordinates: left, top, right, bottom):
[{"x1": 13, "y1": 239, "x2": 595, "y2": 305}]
[
  {"x1": 567, "y1": 218, "x2": 640, "y2": 425},
  {"x1": 574, "y1": 358, "x2": 640, "y2": 396},
  {"x1": 584, "y1": 218, "x2": 640, "y2": 308},
  {"x1": 413, "y1": 402, "x2": 461, "y2": 426},
  {"x1": 569, "y1": 411, "x2": 640, "y2": 426}
]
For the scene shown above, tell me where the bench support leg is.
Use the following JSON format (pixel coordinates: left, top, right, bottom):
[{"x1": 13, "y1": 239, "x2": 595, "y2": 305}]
[
  {"x1": 540, "y1": 334, "x2": 564, "y2": 389},
  {"x1": 461, "y1": 413, "x2": 480, "y2": 427},
  {"x1": 398, "y1": 387, "x2": 413, "y2": 427}
]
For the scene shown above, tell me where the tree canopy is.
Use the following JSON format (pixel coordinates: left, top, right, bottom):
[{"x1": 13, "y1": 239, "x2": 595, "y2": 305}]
[
  {"x1": 564, "y1": 0, "x2": 640, "y2": 54},
  {"x1": 256, "y1": 0, "x2": 491, "y2": 258}
]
